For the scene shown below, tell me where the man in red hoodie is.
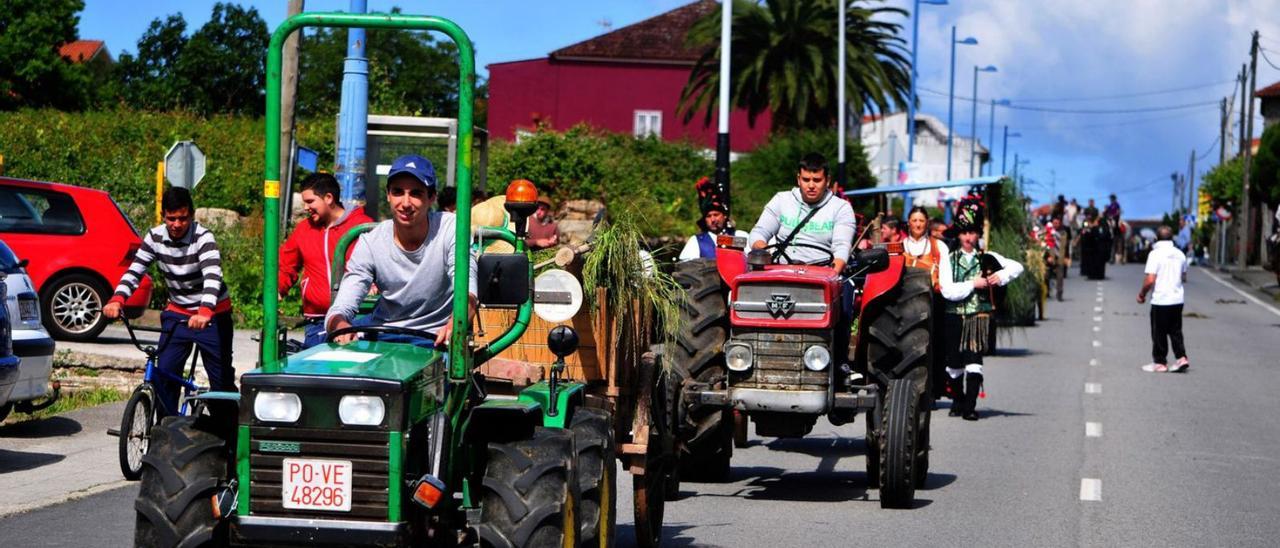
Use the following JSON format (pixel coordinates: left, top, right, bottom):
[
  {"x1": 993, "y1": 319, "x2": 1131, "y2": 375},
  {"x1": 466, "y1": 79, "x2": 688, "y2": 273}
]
[{"x1": 279, "y1": 173, "x2": 373, "y2": 347}]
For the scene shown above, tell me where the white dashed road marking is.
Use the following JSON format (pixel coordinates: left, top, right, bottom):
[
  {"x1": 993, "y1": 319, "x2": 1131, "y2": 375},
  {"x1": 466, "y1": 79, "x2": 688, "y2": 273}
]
[
  {"x1": 1096, "y1": 297, "x2": 1104, "y2": 302},
  {"x1": 1092, "y1": 316, "x2": 1103, "y2": 322},
  {"x1": 1085, "y1": 383, "x2": 1102, "y2": 394},
  {"x1": 1080, "y1": 478, "x2": 1102, "y2": 501},
  {"x1": 1092, "y1": 340, "x2": 1101, "y2": 347},
  {"x1": 1089, "y1": 358, "x2": 1099, "y2": 366},
  {"x1": 1086, "y1": 422, "x2": 1103, "y2": 437},
  {"x1": 1094, "y1": 306, "x2": 1103, "y2": 312},
  {"x1": 1092, "y1": 326, "x2": 1101, "y2": 332}
]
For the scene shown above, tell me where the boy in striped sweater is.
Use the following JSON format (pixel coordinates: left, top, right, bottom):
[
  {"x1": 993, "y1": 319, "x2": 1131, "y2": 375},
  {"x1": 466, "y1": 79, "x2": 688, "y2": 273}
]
[{"x1": 104, "y1": 187, "x2": 235, "y2": 417}]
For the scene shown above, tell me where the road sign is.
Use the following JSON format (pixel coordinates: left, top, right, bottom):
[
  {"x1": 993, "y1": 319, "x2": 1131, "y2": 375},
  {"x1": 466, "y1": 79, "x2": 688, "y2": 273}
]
[{"x1": 165, "y1": 141, "x2": 207, "y2": 189}]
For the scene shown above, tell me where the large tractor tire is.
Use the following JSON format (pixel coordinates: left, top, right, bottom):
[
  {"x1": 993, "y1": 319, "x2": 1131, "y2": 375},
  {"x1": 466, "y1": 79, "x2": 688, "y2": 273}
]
[
  {"x1": 863, "y1": 267, "x2": 933, "y2": 509},
  {"x1": 570, "y1": 408, "x2": 616, "y2": 547},
  {"x1": 477, "y1": 428, "x2": 580, "y2": 548},
  {"x1": 134, "y1": 415, "x2": 230, "y2": 548},
  {"x1": 879, "y1": 378, "x2": 922, "y2": 509},
  {"x1": 669, "y1": 259, "x2": 733, "y2": 482}
]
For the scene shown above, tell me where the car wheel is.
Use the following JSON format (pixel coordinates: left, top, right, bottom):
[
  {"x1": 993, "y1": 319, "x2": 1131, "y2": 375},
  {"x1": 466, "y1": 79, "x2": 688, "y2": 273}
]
[{"x1": 43, "y1": 273, "x2": 110, "y2": 341}]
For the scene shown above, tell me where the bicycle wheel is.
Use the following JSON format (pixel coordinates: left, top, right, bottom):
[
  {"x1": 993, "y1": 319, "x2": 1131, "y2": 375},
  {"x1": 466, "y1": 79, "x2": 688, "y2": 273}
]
[{"x1": 119, "y1": 387, "x2": 155, "y2": 481}]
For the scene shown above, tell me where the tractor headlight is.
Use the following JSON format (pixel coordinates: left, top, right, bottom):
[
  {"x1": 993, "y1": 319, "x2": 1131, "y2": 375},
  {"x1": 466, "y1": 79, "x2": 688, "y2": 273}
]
[
  {"x1": 803, "y1": 345, "x2": 831, "y2": 372},
  {"x1": 339, "y1": 395, "x2": 386, "y2": 426},
  {"x1": 254, "y1": 392, "x2": 302, "y2": 423},
  {"x1": 725, "y1": 343, "x2": 753, "y2": 372}
]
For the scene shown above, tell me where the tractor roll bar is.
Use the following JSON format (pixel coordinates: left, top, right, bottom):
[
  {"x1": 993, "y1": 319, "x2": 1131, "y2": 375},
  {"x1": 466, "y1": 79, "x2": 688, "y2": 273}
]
[{"x1": 262, "y1": 12, "x2": 476, "y2": 377}]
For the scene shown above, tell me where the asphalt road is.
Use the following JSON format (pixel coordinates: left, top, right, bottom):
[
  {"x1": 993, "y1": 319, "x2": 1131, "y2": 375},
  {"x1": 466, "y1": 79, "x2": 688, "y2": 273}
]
[{"x1": 4, "y1": 263, "x2": 1278, "y2": 547}]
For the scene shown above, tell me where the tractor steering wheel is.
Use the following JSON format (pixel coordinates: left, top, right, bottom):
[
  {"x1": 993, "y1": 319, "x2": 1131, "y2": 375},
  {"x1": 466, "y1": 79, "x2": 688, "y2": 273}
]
[
  {"x1": 760, "y1": 242, "x2": 836, "y2": 267},
  {"x1": 326, "y1": 324, "x2": 440, "y2": 345}
]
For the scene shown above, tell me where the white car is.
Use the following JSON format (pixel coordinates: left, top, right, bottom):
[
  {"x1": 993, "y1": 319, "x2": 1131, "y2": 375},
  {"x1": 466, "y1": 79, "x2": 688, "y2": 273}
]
[{"x1": 0, "y1": 240, "x2": 57, "y2": 422}]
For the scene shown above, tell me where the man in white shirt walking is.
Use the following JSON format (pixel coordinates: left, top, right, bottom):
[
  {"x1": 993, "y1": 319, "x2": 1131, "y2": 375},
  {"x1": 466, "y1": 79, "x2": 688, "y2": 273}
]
[{"x1": 1138, "y1": 225, "x2": 1189, "y2": 373}]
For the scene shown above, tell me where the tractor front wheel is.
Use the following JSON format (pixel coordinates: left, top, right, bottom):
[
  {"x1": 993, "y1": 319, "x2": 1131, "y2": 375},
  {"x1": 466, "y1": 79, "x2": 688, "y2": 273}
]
[
  {"x1": 134, "y1": 415, "x2": 230, "y2": 548},
  {"x1": 476, "y1": 428, "x2": 580, "y2": 547}
]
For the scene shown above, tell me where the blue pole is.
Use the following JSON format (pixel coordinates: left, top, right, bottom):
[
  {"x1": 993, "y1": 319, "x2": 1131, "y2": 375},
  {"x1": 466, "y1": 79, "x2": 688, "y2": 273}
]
[
  {"x1": 987, "y1": 99, "x2": 996, "y2": 177},
  {"x1": 946, "y1": 26, "x2": 956, "y2": 181},
  {"x1": 1002, "y1": 125, "x2": 1009, "y2": 174},
  {"x1": 907, "y1": 0, "x2": 920, "y2": 163},
  {"x1": 970, "y1": 66, "x2": 978, "y2": 178},
  {"x1": 335, "y1": 0, "x2": 369, "y2": 206}
]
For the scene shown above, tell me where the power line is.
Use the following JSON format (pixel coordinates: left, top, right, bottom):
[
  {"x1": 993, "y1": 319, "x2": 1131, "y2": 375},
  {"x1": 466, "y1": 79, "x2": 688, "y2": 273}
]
[
  {"x1": 1196, "y1": 135, "x2": 1219, "y2": 162},
  {"x1": 1013, "y1": 106, "x2": 1218, "y2": 131},
  {"x1": 1110, "y1": 173, "x2": 1174, "y2": 195},
  {"x1": 919, "y1": 87, "x2": 1219, "y2": 114},
  {"x1": 1261, "y1": 46, "x2": 1280, "y2": 71},
  {"x1": 1006, "y1": 80, "x2": 1236, "y2": 104}
]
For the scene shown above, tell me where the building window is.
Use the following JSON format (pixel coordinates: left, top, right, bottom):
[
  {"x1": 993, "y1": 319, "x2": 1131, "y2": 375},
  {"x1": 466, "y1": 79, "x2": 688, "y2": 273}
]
[{"x1": 634, "y1": 110, "x2": 662, "y2": 138}]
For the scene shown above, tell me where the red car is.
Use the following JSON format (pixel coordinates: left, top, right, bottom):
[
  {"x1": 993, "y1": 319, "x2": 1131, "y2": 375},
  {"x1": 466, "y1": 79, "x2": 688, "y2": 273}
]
[{"x1": 0, "y1": 178, "x2": 152, "y2": 341}]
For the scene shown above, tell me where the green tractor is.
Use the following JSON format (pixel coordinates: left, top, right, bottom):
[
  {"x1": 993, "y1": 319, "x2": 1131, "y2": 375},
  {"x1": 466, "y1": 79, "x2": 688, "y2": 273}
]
[{"x1": 133, "y1": 12, "x2": 614, "y2": 547}]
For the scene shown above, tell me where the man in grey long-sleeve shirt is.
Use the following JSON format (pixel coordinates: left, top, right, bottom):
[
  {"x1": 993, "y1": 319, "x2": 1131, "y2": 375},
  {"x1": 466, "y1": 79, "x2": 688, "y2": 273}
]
[
  {"x1": 326, "y1": 154, "x2": 477, "y2": 347},
  {"x1": 749, "y1": 153, "x2": 856, "y2": 271}
]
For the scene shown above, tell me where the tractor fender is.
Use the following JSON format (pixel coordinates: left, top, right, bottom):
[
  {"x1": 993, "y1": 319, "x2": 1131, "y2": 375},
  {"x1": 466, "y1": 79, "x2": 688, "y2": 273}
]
[
  {"x1": 464, "y1": 399, "x2": 542, "y2": 446},
  {"x1": 715, "y1": 247, "x2": 747, "y2": 290},
  {"x1": 859, "y1": 254, "x2": 906, "y2": 314}
]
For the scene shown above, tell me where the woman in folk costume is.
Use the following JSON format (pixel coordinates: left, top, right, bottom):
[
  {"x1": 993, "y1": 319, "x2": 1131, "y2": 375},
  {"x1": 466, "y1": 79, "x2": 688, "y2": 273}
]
[
  {"x1": 902, "y1": 206, "x2": 952, "y2": 401},
  {"x1": 939, "y1": 196, "x2": 1024, "y2": 420}
]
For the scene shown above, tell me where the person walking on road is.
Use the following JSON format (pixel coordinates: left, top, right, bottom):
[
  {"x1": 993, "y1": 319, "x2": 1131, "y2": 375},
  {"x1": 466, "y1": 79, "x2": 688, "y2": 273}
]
[
  {"x1": 1043, "y1": 215, "x2": 1067, "y2": 302},
  {"x1": 102, "y1": 187, "x2": 235, "y2": 419},
  {"x1": 1138, "y1": 225, "x2": 1190, "y2": 373},
  {"x1": 278, "y1": 173, "x2": 374, "y2": 348},
  {"x1": 940, "y1": 197, "x2": 1024, "y2": 420}
]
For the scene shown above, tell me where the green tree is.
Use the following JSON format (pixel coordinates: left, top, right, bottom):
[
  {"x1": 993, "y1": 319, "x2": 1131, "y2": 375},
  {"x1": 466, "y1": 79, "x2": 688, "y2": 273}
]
[
  {"x1": 679, "y1": 0, "x2": 910, "y2": 131},
  {"x1": 115, "y1": 15, "x2": 189, "y2": 111},
  {"x1": 115, "y1": 3, "x2": 267, "y2": 115},
  {"x1": 1249, "y1": 123, "x2": 1280, "y2": 207},
  {"x1": 1201, "y1": 156, "x2": 1243, "y2": 208},
  {"x1": 296, "y1": 7, "x2": 469, "y2": 120},
  {"x1": 0, "y1": 0, "x2": 92, "y2": 110}
]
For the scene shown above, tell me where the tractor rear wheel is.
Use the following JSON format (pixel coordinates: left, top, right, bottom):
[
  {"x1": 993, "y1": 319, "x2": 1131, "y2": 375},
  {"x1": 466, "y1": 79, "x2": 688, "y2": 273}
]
[
  {"x1": 669, "y1": 258, "x2": 733, "y2": 482},
  {"x1": 134, "y1": 415, "x2": 230, "y2": 548},
  {"x1": 476, "y1": 428, "x2": 580, "y2": 548},
  {"x1": 570, "y1": 408, "x2": 616, "y2": 547}
]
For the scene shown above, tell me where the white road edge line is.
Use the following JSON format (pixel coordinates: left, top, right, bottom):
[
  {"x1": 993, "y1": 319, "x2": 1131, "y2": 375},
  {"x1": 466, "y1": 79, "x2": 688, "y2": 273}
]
[
  {"x1": 1080, "y1": 478, "x2": 1102, "y2": 501},
  {"x1": 1085, "y1": 382, "x2": 1102, "y2": 394},
  {"x1": 1200, "y1": 268, "x2": 1280, "y2": 318},
  {"x1": 1086, "y1": 422, "x2": 1103, "y2": 437}
]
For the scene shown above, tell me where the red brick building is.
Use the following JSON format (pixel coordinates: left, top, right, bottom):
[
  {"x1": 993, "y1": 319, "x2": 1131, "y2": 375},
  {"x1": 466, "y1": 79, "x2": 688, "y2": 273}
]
[{"x1": 487, "y1": 0, "x2": 772, "y2": 151}]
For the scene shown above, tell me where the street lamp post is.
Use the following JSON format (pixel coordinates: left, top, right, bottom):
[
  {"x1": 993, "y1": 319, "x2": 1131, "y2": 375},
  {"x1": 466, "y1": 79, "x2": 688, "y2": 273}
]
[
  {"x1": 947, "y1": 27, "x2": 977, "y2": 181},
  {"x1": 970, "y1": 65, "x2": 997, "y2": 177},
  {"x1": 988, "y1": 98, "x2": 1010, "y2": 176},
  {"x1": 904, "y1": 0, "x2": 947, "y2": 215},
  {"x1": 1002, "y1": 126, "x2": 1021, "y2": 174}
]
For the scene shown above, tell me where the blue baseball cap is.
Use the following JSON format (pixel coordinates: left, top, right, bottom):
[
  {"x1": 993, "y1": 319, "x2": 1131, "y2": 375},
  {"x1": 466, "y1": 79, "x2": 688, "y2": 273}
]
[{"x1": 386, "y1": 154, "x2": 437, "y2": 189}]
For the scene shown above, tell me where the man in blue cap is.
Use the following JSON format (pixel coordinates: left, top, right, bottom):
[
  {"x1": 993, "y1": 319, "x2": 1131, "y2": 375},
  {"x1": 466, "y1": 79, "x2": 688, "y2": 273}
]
[{"x1": 326, "y1": 154, "x2": 477, "y2": 347}]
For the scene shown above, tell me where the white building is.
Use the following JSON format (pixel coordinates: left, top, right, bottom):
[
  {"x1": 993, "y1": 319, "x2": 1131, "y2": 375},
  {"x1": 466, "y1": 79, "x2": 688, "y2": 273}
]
[{"x1": 859, "y1": 112, "x2": 990, "y2": 206}]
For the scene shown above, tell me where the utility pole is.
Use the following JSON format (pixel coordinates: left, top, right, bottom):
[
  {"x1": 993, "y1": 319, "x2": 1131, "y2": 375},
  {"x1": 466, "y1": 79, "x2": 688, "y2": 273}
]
[
  {"x1": 715, "y1": 0, "x2": 733, "y2": 213},
  {"x1": 1238, "y1": 31, "x2": 1258, "y2": 267},
  {"x1": 279, "y1": 0, "x2": 304, "y2": 228},
  {"x1": 1220, "y1": 98, "x2": 1228, "y2": 164},
  {"x1": 1171, "y1": 172, "x2": 1180, "y2": 213},
  {"x1": 1188, "y1": 149, "x2": 1196, "y2": 215}
]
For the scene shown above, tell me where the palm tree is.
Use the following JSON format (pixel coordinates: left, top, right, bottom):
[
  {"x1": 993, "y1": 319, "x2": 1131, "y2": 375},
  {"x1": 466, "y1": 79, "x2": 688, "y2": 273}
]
[{"x1": 679, "y1": 0, "x2": 911, "y2": 132}]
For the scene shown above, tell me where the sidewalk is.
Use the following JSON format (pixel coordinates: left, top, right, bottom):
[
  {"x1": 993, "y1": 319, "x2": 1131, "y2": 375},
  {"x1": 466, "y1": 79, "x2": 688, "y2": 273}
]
[
  {"x1": 1221, "y1": 266, "x2": 1280, "y2": 301},
  {"x1": 58, "y1": 324, "x2": 262, "y2": 380}
]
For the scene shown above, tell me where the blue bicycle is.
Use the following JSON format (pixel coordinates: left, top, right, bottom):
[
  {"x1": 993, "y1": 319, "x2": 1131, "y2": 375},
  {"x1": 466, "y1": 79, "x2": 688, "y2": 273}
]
[{"x1": 115, "y1": 316, "x2": 205, "y2": 481}]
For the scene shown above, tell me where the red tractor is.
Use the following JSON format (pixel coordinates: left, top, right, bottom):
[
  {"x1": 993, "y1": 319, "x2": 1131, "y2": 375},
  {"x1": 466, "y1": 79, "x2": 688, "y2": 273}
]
[{"x1": 669, "y1": 235, "x2": 933, "y2": 508}]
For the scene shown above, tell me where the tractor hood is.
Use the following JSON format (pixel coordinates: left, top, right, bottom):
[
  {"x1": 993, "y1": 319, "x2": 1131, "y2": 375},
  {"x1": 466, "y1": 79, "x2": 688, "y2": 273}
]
[
  {"x1": 729, "y1": 266, "x2": 841, "y2": 329},
  {"x1": 247, "y1": 342, "x2": 442, "y2": 385}
]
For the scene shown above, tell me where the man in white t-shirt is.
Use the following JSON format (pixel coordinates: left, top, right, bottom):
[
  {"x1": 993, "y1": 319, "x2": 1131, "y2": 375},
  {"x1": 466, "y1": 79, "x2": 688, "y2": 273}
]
[{"x1": 1137, "y1": 225, "x2": 1189, "y2": 373}]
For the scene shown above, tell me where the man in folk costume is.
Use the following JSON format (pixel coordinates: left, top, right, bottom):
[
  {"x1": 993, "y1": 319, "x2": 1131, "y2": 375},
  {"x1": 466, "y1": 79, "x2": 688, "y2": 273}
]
[
  {"x1": 678, "y1": 176, "x2": 749, "y2": 261},
  {"x1": 940, "y1": 197, "x2": 1024, "y2": 420}
]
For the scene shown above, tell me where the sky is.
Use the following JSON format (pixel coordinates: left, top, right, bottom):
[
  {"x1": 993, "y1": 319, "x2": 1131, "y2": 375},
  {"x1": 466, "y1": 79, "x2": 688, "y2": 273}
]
[{"x1": 77, "y1": 0, "x2": 1280, "y2": 218}]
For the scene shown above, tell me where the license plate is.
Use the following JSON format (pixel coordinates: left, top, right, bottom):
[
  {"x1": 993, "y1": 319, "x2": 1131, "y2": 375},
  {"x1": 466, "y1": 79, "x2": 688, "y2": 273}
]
[
  {"x1": 282, "y1": 458, "x2": 353, "y2": 512},
  {"x1": 18, "y1": 299, "x2": 36, "y2": 321}
]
